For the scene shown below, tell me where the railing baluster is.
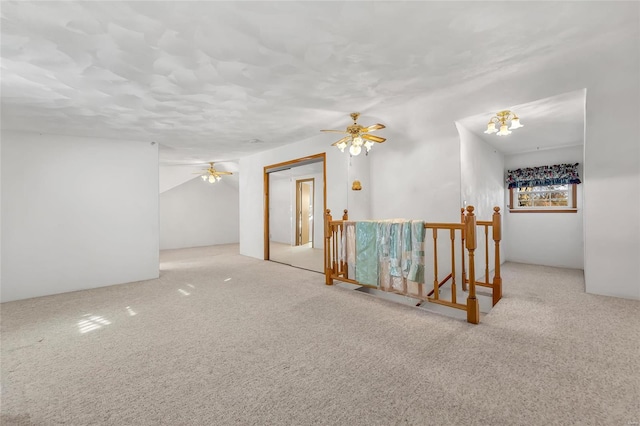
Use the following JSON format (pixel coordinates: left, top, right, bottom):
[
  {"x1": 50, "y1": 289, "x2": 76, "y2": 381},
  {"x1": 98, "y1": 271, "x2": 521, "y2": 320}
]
[
  {"x1": 339, "y1": 227, "x2": 342, "y2": 275},
  {"x1": 484, "y1": 224, "x2": 489, "y2": 284},
  {"x1": 333, "y1": 227, "x2": 340, "y2": 275},
  {"x1": 450, "y1": 228, "x2": 456, "y2": 305},
  {"x1": 433, "y1": 228, "x2": 439, "y2": 300},
  {"x1": 325, "y1": 209, "x2": 333, "y2": 285}
]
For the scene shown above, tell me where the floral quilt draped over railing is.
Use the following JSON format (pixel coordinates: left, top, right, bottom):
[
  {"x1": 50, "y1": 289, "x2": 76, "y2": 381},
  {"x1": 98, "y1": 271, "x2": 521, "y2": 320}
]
[{"x1": 506, "y1": 163, "x2": 581, "y2": 189}]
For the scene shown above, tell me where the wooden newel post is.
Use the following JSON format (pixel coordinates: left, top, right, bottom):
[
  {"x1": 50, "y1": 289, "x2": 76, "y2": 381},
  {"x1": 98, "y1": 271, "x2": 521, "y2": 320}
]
[
  {"x1": 492, "y1": 206, "x2": 502, "y2": 305},
  {"x1": 325, "y1": 209, "x2": 333, "y2": 285},
  {"x1": 460, "y1": 208, "x2": 467, "y2": 292},
  {"x1": 465, "y1": 206, "x2": 480, "y2": 324}
]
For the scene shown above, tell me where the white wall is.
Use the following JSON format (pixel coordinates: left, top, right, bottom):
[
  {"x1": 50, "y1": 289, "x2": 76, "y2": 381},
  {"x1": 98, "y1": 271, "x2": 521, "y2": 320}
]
[
  {"x1": 458, "y1": 124, "x2": 505, "y2": 220},
  {"x1": 458, "y1": 123, "x2": 505, "y2": 280},
  {"x1": 368, "y1": 124, "x2": 462, "y2": 222},
  {"x1": 0, "y1": 134, "x2": 2, "y2": 290},
  {"x1": 159, "y1": 176, "x2": 239, "y2": 250},
  {"x1": 1, "y1": 131, "x2": 159, "y2": 302},
  {"x1": 268, "y1": 173, "x2": 292, "y2": 244},
  {"x1": 582, "y1": 44, "x2": 639, "y2": 299},
  {"x1": 346, "y1": 151, "x2": 372, "y2": 221},
  {"x1": 504, "y1": 146, "x2": 584, "y2": 269}
]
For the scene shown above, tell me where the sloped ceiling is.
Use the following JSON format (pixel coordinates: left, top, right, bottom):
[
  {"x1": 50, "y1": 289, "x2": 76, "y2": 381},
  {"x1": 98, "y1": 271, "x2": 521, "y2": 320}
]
[{"x1": 0, "y1": 2, "x2": 634, "y2": 164}]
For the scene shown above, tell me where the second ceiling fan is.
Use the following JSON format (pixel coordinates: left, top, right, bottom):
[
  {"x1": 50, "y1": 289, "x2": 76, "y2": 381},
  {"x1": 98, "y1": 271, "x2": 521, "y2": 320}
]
[{"x1": 195, "y1": 162, "x2": 233, "y2": 183}]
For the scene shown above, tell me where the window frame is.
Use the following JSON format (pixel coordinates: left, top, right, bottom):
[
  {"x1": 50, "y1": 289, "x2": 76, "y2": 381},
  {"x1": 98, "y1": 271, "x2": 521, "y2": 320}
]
[{"x1": 508, "y1": 184, "x2": 577, "y2": 213}]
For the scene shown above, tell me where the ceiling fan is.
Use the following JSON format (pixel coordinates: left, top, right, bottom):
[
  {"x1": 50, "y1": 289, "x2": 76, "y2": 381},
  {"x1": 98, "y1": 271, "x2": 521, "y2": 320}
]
[
  {"x1": 321, "y1": 112, "x2": 386, "y2": 156},
  {"x1": 195, "y1": 162, "x2": 233, "y2": 183}
]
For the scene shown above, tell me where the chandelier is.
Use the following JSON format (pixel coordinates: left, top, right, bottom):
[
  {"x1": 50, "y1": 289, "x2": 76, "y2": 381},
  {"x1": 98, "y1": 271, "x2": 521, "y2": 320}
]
[{"x1": 484, "y1": 110, "x2": 523, "y2": 136}]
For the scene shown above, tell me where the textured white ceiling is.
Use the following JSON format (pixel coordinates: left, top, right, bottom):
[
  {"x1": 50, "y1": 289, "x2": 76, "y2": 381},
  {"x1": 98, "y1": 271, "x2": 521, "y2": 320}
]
[
  {"x1": 456, "y1": 89, "x2": 586, "y2": 155},
  {"x1": 0, "y1": 2, "x2": 633, "y2": 164}
]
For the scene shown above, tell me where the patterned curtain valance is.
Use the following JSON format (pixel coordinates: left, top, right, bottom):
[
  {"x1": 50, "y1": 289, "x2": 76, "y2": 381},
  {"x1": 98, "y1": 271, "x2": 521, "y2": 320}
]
[{"x1": 506, "y1": 163, "x2": 581, "y2": 189}]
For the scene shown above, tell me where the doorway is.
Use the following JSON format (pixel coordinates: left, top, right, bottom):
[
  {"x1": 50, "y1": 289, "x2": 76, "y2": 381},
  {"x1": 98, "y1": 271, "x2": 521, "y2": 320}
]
[
  {"x1": 295, "y1": 178, "x2": 314, "y2": 246},
  {"x1": 264, "y1": 154, "x2": 326, "y2": 273}
]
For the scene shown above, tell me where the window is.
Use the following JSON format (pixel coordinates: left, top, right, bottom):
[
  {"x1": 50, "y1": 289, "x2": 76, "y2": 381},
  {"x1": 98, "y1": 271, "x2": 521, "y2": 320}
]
[
  {"x1": 509, "y1": 184, "x2": 577, "y2": 213},
  {"x1": 506, "y1": 163, "x2": 580, "y2": 214}
]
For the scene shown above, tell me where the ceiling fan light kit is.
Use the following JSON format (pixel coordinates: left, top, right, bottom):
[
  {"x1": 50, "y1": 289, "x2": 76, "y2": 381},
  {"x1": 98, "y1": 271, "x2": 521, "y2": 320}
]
[
  {"x1": 196, "y1": 162, "x2": 232, "y2": 183},
  {"x1": 484, "y1": 110, "x2": 523, "y2": 136},
  {"x1": 201, "y1": 174, "x2": 221, "y2": 183},
  {"x1": 321, "y1": 112, "x2": 386, "y2": 156}
]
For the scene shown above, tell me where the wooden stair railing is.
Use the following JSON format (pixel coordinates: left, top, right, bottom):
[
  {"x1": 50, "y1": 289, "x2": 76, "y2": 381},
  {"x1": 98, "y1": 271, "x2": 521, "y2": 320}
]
[
  {"x1": 323, "y1": 206, "x2": 501, "y2": 324},
  {"x1": 423, "y1": 221, "x2": 468, "y2": 316}
]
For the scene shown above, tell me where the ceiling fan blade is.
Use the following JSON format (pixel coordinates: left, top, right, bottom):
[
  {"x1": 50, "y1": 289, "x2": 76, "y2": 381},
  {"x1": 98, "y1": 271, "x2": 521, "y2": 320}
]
[
  {"x1": 361, "y1": 134, "x2": 386, "y2": 143},
  {"x1": 321, "y1": 129, "x2": 348, "y2": 134},
  {"x1": 331, "y1": 136, "x2": 351, "y2": 146},
  {"x1": 361, "y1": 123, "x2": 386, "y2": 133},
  {"x1": 215, "y1": 171, "x2": 233, "y2": 175}
]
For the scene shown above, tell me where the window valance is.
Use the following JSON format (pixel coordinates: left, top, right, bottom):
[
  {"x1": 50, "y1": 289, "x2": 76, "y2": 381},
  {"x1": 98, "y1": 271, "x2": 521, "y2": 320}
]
[{"x1": 506, "y1": 163, "x2": 581, "y2": 189}]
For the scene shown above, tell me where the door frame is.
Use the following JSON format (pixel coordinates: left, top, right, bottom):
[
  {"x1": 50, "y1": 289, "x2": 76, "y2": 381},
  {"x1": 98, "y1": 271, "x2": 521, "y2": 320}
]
[
  {"x1": 295, "y1": 178, "x2": 315, "y2": 246},
  {"x1": 263, "y1": 153, "x2": 326, "y2": 261}
]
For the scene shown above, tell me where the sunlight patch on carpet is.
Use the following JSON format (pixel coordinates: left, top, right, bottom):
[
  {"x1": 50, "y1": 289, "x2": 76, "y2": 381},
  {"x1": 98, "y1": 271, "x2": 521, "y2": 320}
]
[{"x1": 78, "y1": 314, "x2": 111, "y2": 334}]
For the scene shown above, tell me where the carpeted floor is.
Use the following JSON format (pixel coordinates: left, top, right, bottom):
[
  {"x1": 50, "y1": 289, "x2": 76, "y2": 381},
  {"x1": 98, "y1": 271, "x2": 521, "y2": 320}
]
[
  {"x1": 269, "y1": 241, "x2": 324, "y2": 273},
  {"x1": 1, "y1": 244, "x2": 638, "y2": 425}
]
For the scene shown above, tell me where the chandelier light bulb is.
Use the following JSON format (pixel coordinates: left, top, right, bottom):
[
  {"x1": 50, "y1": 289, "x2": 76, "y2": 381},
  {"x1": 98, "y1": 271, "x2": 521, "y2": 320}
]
[
  {"x1": 216, "y1": 175, "x2": 221, "y2": 181},
  {"x1": 208, "y1": 175, "x2": 216, "y2": 183},
  {"x1": 364, "y1": 140, "x2": 374, "y2": 152},
  {"x1": 352, "y1": 135, "x2": 363, "y2": 146},
  {"x1": 497, "y1": 124, "x2": 512, "y2": 136},
  {"x1": 509, "y1": 117, "x2": 523, "y2": 129},
  {"x1": 484, "y1": 122, "x2": 498, "y2": 134},
  {"x1": 201, "y1": 175, "x2": 207, "y2": 181},
  {"x1": 337, "y1": 141, "x2": 347, "y2": 152},
  {"x1": 349, "y1": 144, "x2": 362, "y2": 156}
]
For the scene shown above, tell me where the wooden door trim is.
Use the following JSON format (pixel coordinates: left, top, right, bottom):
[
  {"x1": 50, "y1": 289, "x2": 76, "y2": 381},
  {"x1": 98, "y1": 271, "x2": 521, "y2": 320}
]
[{"x1": 263, "y1": 152, "x2": 326, "y2": 261}]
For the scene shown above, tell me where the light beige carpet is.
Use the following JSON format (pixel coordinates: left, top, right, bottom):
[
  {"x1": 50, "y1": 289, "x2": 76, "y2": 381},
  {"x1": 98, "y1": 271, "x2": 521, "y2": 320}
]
[
  {"x1": 1, "y1": 244, "x2": 639, "y2": 425},
  {"x1": 269, "y1": 241, "x2": 324, "y2": 273}
]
